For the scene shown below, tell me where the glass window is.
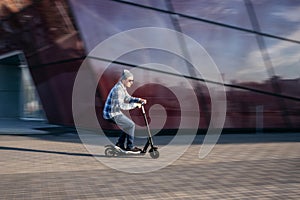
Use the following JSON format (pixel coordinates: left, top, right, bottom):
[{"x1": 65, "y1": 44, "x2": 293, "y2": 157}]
[
  {"x1": 21, "y1": 65, "x2": 45, "y2": 120},
  {"x1": 251, "y1": 0, "x2": 300, "y2": 41},
  {"x1": 171, "y1": 0, "x2": 253, "y2": 30},
  {"x1": 69, "y1": 0, "x2": 174, "y2": 53}
]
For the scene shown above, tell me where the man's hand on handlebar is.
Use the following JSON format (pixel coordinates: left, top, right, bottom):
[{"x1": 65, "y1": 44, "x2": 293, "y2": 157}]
[
  {"x1": 139, "y1": 98, "x2": 147, "y2": 105},
  {"x1": 134, "y1": 98, "x2": 147, "y2": 108}
]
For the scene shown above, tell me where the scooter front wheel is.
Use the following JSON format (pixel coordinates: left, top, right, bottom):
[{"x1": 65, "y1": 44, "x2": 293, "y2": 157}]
[{"x1": 149, "y1": 150, "x2": 159, "y2": 159}]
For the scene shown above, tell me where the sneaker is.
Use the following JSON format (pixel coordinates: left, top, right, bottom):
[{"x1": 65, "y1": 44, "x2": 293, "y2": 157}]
[
  {"x1": 115, "y1": 142, "x2": 125, "y2": 150},
  {"x1": 126, "y1": 146, "x2": 142, "y2": 152}
]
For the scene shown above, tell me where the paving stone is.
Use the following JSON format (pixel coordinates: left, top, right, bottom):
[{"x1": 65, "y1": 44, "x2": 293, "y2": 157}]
[{"x1": 0, "y1": 133, "x2": 299, "y2": 199}]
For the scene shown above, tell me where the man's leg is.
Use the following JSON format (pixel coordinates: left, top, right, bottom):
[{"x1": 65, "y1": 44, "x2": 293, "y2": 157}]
[
  {"x1": 114, "y1": 114, "x2": 135, "y2": 150},
  {"x1": 117, "y1": 132, "x2": 126, "y2": 149},
  {"x1": 108, "y1": 118, "x2": 125, "y2": 149}
]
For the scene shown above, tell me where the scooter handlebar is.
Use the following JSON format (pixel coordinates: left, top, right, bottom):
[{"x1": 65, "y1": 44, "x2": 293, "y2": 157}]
[{"x1": 140, "y1": 102, "x2": 146, "y2": 114}]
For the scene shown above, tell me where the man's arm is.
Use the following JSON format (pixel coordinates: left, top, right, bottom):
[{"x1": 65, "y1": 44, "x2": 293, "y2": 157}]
[{"x1": 117, "y1": 88, "x2": 137, "y2": 110}]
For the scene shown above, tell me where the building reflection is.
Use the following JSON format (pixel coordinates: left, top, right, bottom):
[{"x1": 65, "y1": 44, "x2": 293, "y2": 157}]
[{"x1": 0, "y1": 0, "x2": 299, "y2": 130}]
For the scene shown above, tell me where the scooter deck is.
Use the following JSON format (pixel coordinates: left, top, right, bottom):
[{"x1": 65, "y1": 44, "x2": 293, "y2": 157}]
[{"x1": 114, "y1": 145, "x2": 142, "y2": 155}]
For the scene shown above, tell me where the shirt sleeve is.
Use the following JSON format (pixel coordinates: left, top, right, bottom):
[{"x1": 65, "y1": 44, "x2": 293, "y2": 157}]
[
  {"x1": 117, "y1": 87, "x2": 137, "y2": 110},
  {"x1": 124, "y1": 90, "x2": 140, "y2": 104}
]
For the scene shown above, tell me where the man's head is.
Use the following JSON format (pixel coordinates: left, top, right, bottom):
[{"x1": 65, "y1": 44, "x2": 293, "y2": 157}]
[{"x1": 121, "y1": 69, "x2": 134, "y2": 88}]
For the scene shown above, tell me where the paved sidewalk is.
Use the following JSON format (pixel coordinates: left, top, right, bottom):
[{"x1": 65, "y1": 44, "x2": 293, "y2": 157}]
[
  {"x1": 0, "y1": 119, "x2": 74, "y2": 135},
  {"x1": 0, "y1": 129, "x2": 299, "y2": 199}
]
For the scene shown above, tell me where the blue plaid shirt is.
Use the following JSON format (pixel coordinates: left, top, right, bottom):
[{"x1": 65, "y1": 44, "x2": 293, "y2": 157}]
[{"x1": 103, "y1": 81, "x2": 140, "y2": 119}]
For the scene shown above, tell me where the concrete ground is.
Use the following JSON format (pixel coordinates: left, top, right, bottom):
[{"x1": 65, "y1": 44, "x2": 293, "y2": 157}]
[{"x1": 0, "y1": 123, "x2": 299, "y2": 199}]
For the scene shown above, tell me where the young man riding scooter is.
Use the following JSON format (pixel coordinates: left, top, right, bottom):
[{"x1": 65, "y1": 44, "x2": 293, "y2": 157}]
[{"x1": 103, "y1": 70, "x2": 146, "y2": 152}]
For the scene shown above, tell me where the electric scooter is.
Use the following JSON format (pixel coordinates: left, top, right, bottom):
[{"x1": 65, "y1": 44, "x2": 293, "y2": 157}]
[{"x1": 104, "y1": 103, "x2": 159, "y2": 159}]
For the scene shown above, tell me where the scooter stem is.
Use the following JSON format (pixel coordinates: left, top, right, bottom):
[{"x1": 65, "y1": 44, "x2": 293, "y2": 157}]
[
  {"x1": 141, "y1": 104, "x2": 146, "y2": 115},
  {"x1": 142, "y1": 104, "x2": 154, "y2": 143}
]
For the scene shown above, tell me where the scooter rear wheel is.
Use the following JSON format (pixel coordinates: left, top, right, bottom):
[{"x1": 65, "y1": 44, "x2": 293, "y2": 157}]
[
  {"x1": 149, "y1": 150, "x2": 159, "y2": 159},
  {"x1": 105, "y1": 147, "x2": 116, "y2": 157}
]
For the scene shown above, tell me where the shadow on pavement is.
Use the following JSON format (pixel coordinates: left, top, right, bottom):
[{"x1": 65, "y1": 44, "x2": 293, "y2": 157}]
[{"x1": 0, "y1": 146, "x2": 106, "y2": 158}]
